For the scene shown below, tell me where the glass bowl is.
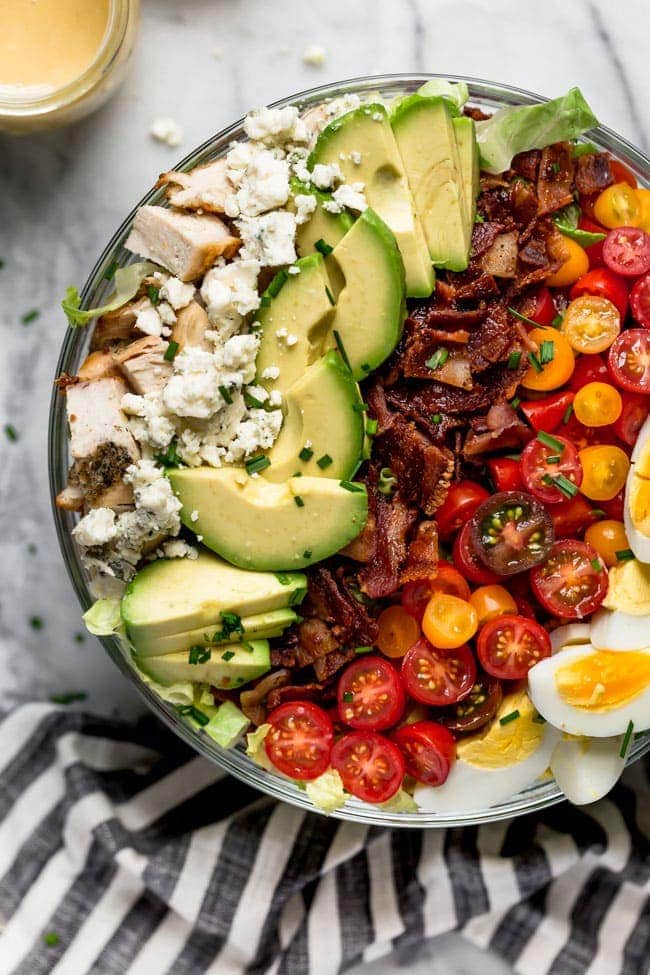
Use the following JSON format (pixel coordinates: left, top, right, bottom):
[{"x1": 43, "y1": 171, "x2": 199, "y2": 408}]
[{"x1": 49, "y1": 74, "x2": 650, "y2": 827}]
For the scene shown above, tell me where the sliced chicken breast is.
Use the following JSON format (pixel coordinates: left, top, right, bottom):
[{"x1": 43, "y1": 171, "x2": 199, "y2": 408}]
[
  {"x1": 114, "y1": 336, "x2": 173, "y2": 395},
  {"x1": 157, "y1": 158, "x2": 232, "y2": 213},
  {"x1": 125, "y1": 206, "x2": 240, "y2": 281}
]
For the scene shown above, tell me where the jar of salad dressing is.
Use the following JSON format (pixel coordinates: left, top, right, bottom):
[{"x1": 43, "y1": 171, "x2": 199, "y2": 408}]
[{"x1": 0, "y1": 0, "x2": 140, "y2": 133}]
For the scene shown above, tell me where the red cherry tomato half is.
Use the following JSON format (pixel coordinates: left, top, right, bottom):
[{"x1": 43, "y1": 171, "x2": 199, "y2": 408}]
[
  {"x1": 609, "y1": 159, "x2": 638, "y2": 189},
  {"x1": 331, "y1": 731, "x2": 404, "y2": 803},
  {"x1": 265, "y1": 701, "x2": 333, "y2": 781},
  {"x1": 520, "y1": 392, "x2": 574, "y2": 432},
  {"x1": 521, "y1": 434, "x2": 583, "y2": 504},
  {"x1": 578, "y1": 216, "x2": 606, "y2": 268},
  {"x1": 630, "y1": 272, "x2": 650, "y2": 329},
  {"x1": 487, "y1": 457, "x2": 524, "y2": 492},
  {"x1": 530, "y1": 540, "x2": 609, "y2": 619},
  {"x1": 392, "y1": 721, "x2": 456, "y2": 787},
  {"x1": 435, "y1": 480, "x2": 490, "y2": 539},
  {"x1": 452, "y1": 521, "x2": 500, "y2": 585},
  {"x1": 519, "y1": 286, "x2": 557, "y2": 327},
  {"x1": 569, "y1": 353, "x2": 609, "y2": 391},
  {"x1": 570, "y1": 268, "x2": 629, "y2": 319},
  {"x1": 337, "y1": 656, "x2": 405, "y2": 731},
  {"x1": 401, "y1": 564, "x2": 471, "y2": 621},
  {"x1": 608, "y1": 329, "x2": 650, "y2": 393},
  {"x1": 613, "y1": 391, "x2": 650, "y2": 446},
  {"x1": 602, "y1": 227, "x2": 650, "y2": 278},
  {"x1": 402, "y1": 638, "x2": 476, "y2": 707},
  {"x1": 477, "y1": 614, "x2": 552, "y2": 679},
  {"x1": 549, "y1": 494, "x2": 599, "y2": 537}
]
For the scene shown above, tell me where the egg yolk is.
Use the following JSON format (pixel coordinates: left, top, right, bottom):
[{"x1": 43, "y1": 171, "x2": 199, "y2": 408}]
[
  {"x1": 555, "y1": 650, "x2": 650, "y2": 711},
  {"x1": 456, "y1": 690, "x2": 544, "y2": 769}
]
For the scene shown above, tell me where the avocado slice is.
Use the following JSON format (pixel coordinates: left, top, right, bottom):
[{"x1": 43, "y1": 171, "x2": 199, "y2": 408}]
[
  {"x1": 255, "y1": 253, "x2": 335, "y2": 394},
  {"x1": 453, "y1": 115, "x2": 480, "y2": 226},
  {"x1": 263, "y1": 349, "x2": 364, "y2": 482},
  {"x1": 391, "y1": 94, "x2": 471, "y2": 272},
  {"x1": 131, "y1": 606, "x2": 300, "y2": 658},
  {"x1": 309, "y1": 104, "x2": 434, "y2": 298},
  {"x1": 290, "y1": 179, "x2": 355, "y2": 259},
  {"x1": 168, "y1": 468, "x2": 368, "y2": 571},
  {"x1": 326, "y1": 208, "x2": 406, "y2": 379},
  {"x1": 135, "y1": 639, "x2": 271, "y2": 690},
  {"x1": 121, "y1": 550, "x2": 306, "y2": 643}
]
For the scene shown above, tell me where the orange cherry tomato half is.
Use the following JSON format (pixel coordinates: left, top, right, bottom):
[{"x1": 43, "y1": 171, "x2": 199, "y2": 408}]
[
  {"x1": 584, "y1": 519, "x2": 630, "y2": 567},
  {"x1": 594, "y1": 182, "x2": 642, "y2": 229},
  {"x1": 401, "y1": 565, "x2": 471, "y2": 621},
  {"x1": 578, "y1": 445, "x2": 629, "y2": 501},
  {"x1": 636, "y1": 188, "x2": 650, "y2": 232},
  {"x1": 522, "y1": 327, "x2": 575, "y2": 391},
  {"x1": 546, "y1": 235, "x2": 589, "y2": 287},
  {"x1": 376, "y1": 606, "x2": 421, "y2": 659},
  {"x1": 469, "y1": 585, "x2": 518, "y2": 626},
  {"x1": 422, "y1": 593, "x2": 478, "y2": 649},
  {"x1": 561, "y1": 296, "x2": 621, "y2": 355},
  {"x1": 573, "y1": 382, "x2": 622, "y2": 427}
]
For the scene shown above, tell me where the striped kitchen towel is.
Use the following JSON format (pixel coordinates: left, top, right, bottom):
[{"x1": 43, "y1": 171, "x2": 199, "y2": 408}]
[{"x1": 0, "y1": 704, "x2": 647, "y2": 975}]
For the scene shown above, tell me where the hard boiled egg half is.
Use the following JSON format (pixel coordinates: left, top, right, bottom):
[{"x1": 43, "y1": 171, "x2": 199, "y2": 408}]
[
  {"x1": 414, "y1": 688, "x2": 558, "y2": 813},
  {"x1": 550, "y1": 734, "x2": 627, "y2": 805},
  {"x1": 624, "y1": 415, "x2": 650, "y2": 563}
]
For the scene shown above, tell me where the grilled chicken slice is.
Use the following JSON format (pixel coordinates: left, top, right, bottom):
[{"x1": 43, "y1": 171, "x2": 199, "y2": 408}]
[
  {"x1": 170, "y1": 300, "x2": 211, "y2": 351},
  {"x1": 157, "y1": 158, "x2": 231, "y2": 213},
  {"x1": 114, "y1": 336, "x2": 173, "y2": 395},
  {"x1": 91, "y1": 296, "x2": 151, "y2": 350},
  {"x1": 125, "y1": 206, "x2": 240, "y2": 281},
  {"x1": 55, "y1": 483, "x2": 86, "y2": 511},
  {"x1": 78, "y1": 350, "x2": 121, "y2": 381}
]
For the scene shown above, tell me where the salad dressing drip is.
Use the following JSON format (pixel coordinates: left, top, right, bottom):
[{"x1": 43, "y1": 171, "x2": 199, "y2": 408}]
[{"x1": 0, "y1": 0, "x2": 110, "y2": 93}]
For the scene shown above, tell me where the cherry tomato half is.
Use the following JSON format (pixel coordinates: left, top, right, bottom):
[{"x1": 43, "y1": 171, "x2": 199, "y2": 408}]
[
  {"x1": 332, "y1": 731, "x2": 404, "y2": 803},
  {"x1": 546, "y1": 235, "x2": 589, "y2": 287},
  {"x1": 613, "y1": 391, "x2": 649, "y2": 446},
  {"x1": 487, "y1": 457, "x2": 524, "y2": 492},
  {"x1": 578, "y1": 444, "x2": 629, "y2": 501},
  {"x1": 584, "y1": 519, "x2": 630, "y2": 567},
  {"x1": 637, "y1": 189, "x2": 650, "y2": 233},
  {"x1": 603, "y1": 227, "x2": 650, "y2": 278},
  {"x1": 609, "y1": 159, "x2": 638, "y2": 189},
  {"x1": 594, "y1": 182, "x2": 641, "y2": 229},
  {"x1": 337, "y1": 656, "x2": 406, "y2": 731},
  {"x1": 549, "y1": 494, "x2": 599, "y2": 537},
  {"x1": 518, "y1": 286, "x2": 557, "y2": 327},
  {"x1": 530, "y1": 540, "x2": 609, "y2": 619},
  {"x1": 608, "y1": 329, "x2": 650, "y2": 393},
  {"x1": 452, "y1": 522, "x2": 500, "y2": 585},
  {"x1": 422, "y1": 593, "x2": 478, "y2": 649},
  {"x1": 402, "y1": 638, "x2": 476, "y2": 707},
  {"x1": 521, "y1": 434, "x2": 583, "y2": 505},
  {"x1": 376, "y1": 606, "x2": 421, "y2": 659},
  {"x1": 470, "y1": 491, "x2": 555, "y2": 575},
  {"x1": 573, "y1": 382, "x2": 622, "y2": 427},
  {"x1": 438, "y1": 673, "x2": 503, "y2": 734},
  {"x1": 630, "y1": 272, "x2": 650, "y2": 329},
  {"x1": 477, "y1": 614, "x2": 552, "y2": 679},
  {"x1": 435, "y1": 480, "x2": 489, "y2": 539},
  {"x1": 569, "y1": 352, "x2": 609, "y2": 391},
  {"x1": 561, "y1": 296, "x2": 621, "y2": 355},
  {"x1": 570, "y1": 268, "x2": 629, "y2": 320},
  {"x1": 469, "y1": 584, "x2": 517, "y2": 626},
  {"x1": 265, "y1": 701, "x2": 333, "y2": 780},
  {"x1": 520, "y1": 392, "x2": 574, "y2": 433},
  {"x1": 522, "y1": 327, "x2": 575, "y2": 390},
  {"x1": 392, "y1": 721, "x2": 456, "y2": 786},
  {"x1": 601, "y1": 488, "x2": 625, "y2": 521},
  {"x1": 401, "y1": 565, "x2": 471, "y2": 621}
]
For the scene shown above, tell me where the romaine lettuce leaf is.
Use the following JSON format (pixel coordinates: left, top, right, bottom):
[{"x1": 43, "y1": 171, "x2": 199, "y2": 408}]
[
  {"x1": 61, "y1": 261, "x2": 157, "y2": 327},
  {"x1": 305, "y1": 767, "x2": 347, "y2": 813},
  {"x1": 206, "y1": 700, "x2": 250, "y2": 748},
  {"x1": 246, "y1": 723, "x2": 275, "y2": 770},
  {"x1": 379, "y1": 788, "x2": 418, "y2": 813},
  {"x1": 417, "y1": 79, "x2": 468, "y2": 114},
  {"x1": 476, "y1": 87, "x2": 599, "y2": 174},
  {"x1": 82, "y1": 598, "x2": 123, "y2": 636}
]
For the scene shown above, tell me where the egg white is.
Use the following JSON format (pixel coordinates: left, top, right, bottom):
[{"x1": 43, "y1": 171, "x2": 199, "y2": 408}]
[
  {"x1": 590, "y1": 608, "x2": 650, "y2": 651},
  {"x1": 625, "y1": 415, "x2": 650, "y2": 563},
  {"x1": 550, "y1": 623, "x2": 592, "y2": 653},
  {"x1": 550, "y1": 735, "x2": 626, "y2": 805},
  {"x1": 630, "y1": 415, "x2": 650, "y2": 465},
  {"x1": 528, "y1": 644, "x2": 650, "y2": 736}
]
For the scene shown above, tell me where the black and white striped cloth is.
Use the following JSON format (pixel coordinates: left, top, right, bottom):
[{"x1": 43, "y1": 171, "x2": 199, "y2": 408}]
[{"x1": 0, "y1": 704, "x2": 647, "y2": 974}]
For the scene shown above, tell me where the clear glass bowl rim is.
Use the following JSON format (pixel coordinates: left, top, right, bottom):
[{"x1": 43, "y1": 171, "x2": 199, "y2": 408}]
[{"x1": 49, "y1": 73, "x2": 650, "y2": 828}]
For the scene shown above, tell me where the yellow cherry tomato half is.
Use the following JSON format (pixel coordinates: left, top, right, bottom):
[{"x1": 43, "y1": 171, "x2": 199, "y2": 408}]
[
  {"x1": 376, "y1": 605, "x2": 421, "y2": 659},
  {"x1": 573, "y1": 381, "x2": 623, "y2": 427},
  {"x1": 469, "y1": 585, "x2": 517, "y2": 627},
  {"x1": 546, "y1": 235, "x2": 589, "y2": 287},
  {"x1": 561, "y1": 295, "x2": 621, "y2": 354},
  {"x1": 578, "y1": 445, "x2": 630, "y2": 501},
  {"x1": 584, "y1": 519, "x2": 630, "y2": 567},
  {"x1": 422, "y1": 593, "x2": 478, "y2": 650},
  {"x1": 522, "y1": 327, "x2": 575, "y2": 391},
  {"x1": 593, "y1": 182, "x2": 642, "y2": 229},
  {"x1": 636, "y1": 188, "x2": 650, "y2": 233}
]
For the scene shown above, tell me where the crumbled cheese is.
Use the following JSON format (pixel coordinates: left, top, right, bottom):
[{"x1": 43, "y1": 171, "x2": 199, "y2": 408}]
[
  {"x1": 159, "y1": 276, "x2": 195, "y2": 310},
  {"x1": 291, "y1": 157, "x2": 312, "y2": 184},
  {"x1": 212, "y1": 46, "x2": 222, "y2": 59},
  {"x1": 322, "y1": 199, "x2": 343, "y2": 214},
  {"x1": 302, "y1": 44, "x2": 327, "y2": 67},
  {"x1": 135, "y1": 300, "x2": 163, "y2": 337},
  {"x1": 350, "y1": 151, "x2": 362, "y2": 165},
  {"x1": 150, "y1": 117, "x2": 184, "y2": 148},
  {"x1": 288, "y1": 265, "x2": 301, "y2": 275},
  {"x1": 286, "y1": 333, "x2": 298, "y2": 347},
  {"x1": 122, "y1": 392, "x2": 176, "y2": 450},
  {"x1": 294, "y1": 193, "x2": 317, "y2": 225},
  {"x1": 323, "y1": 93, "x2": 361, "y2": 123},
  {"x1": 237, "y1": 211, "x2": 297, "y2": 266},
  {"x1": 162, "y1": 540, "x2": 198, "y2": 560},
  {"x1": 332, "y1": 182, "x2": 367, "y2": 212},
  {"x1": 269, "y1": 390, "x2": 282, "y2": 407},
  {"x1": 276, "y1": 327, "x2": 288, "y2": 339},
  {"x1": 190, "y1": 509, "x2": 199, "y2": 522},
  {"x1": 201, "y1": 259, "x2": 261, "y2": 339},
  {"x1": 261, "y1": 365, "x2": 280, "y2": 380},
  {"x1": 225, "y1": 147, "x2": 291, "y2": 218},
  {"x1": 163, "y1": 347, "x2": 227, "y2": 419},
  {"x1": 73, "y1": 508, "x2": 117, "y2": 548},
  {"x1": 311, "y1": 162, "x2": 343, "y2": 190},
  {"x1": 157, "y1": 302, "x2": 176, "y2": 326},
  {"x1": 217, "y1": 333, "x2": 259, "y2": 381},
  {"x1": 244, "y1": 106, "x2": 309, "y2": 146},
  {"x1": 245, "y1": 384, "x2": 269, "y2": 403},
  {"x1": 225, "y1": 408, "x2": 283, "y2": 462},
  {"x1": 124, "y1": 460, "x2": 182, "y2": 536}
]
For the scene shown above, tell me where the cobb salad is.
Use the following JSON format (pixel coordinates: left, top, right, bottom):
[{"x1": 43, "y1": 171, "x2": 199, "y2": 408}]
[{"x1": 57, "y1": 80, "x2": 650, "y2": 815}]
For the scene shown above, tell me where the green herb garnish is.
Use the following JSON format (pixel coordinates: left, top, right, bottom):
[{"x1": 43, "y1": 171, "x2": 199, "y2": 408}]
[
  {"x1": 315, "y1": 238, "x2": 333, "y2": 256},
  {"x1": 354, "y1": 646, "x2": 373, "y2": 654},
  {"x1": 542, "y1": 473, "x2": 578, "y2": 498},
  {"x1": 537, "y1": 431, "x2": 564, "y2": 452},
  {"x1": 147, "y1": 285, "x2": 160, "y2": 306},
  {"x1": 177, "y1": 705, "x2": 209, "y2": 726},
  {"x1": 4, "y1": 424, "x2": 18, "y2": 442},
  {"x1": 539, "y1": 340, "x2": 555, "y2": 365},
  {"x1": 339, "y1": 480, "x2": 364, "y2": 493},
  {"x1": 430, "y1": 413, "x2": 442, "y2": 425},
  {"x1": 366, "y1": 418, "x2": 378, "y2": 435},
  {"x1": 189, "y1": 646, "x2": 211, "y2": 665},
  {"x1": 276, "y1": 572, "x2": 293, "y2": 585},
  {"x1": 245, "y1": 454, "x2": 271, "y2": 475},
  {"x1": 615, "y1": 549, "x2": 635, "y2": 562},
  {"x1": 21, "y1": 309, "x2": 40, "y2": 325},
  {"x1": 219, "y1": 385, "x2": 233, "y2": 404},
  {"x1": 154, "y1": 441, "x2": 180, "y2": 468},
  {"x1": 44, "y1": 932, "x2": 60, "y2": 947},
  {"x1": 316, "y1": 454, "x2": 333, "y2": 469},
  {"x1": 299, "y1": 446, "x2": 314, "y2": 462},
  {"x1": 294, "y1": 495, "x2": 305, "y2": 507},
  {"x1": 244, "y1": 390, "x2": 266, "y2": 409},
  {"x1": 325, "y1": 285, "x2": 336, "y2": 306},
  {"x1": 220, "y1": 611, "x2": 244, "y2": 638},
  {"x1": 426, "y1": 348, "x2": 449, "y2": 371},
  {"x1": 50, "y1": 691, "x2": 87, "y2": 705},
  {"x1": 508, "y1": 306, "x2": 539, "y2": 328},
  {"x1": 30, "y1": 616, "x2": 44, "y2": 630},
  {"x1": 377, "y1": 467, "x2": 397, "y2": 496},
  {"x1": 590, "y1": 557, "x2": 601, "y2": 571},
  {"x1": 563, "y1": 403, "x2": 574, "y2": 424},
  {"x1": 303, "y1": 550, "x2": 312, "y2": 559},
  {"x1": 620, "y1": 720, "x2": 634, "y2": 758},
  {"x1": 499, "y1": 709, "x2": 520, "y2": 726},
  {"x1": 507, "y1": 350, "x2": 522, "y2": 370},
  {"x1": 527, "y1": 351, "x2": 543, "y2": 373},
  {"x1": 266, "y1": 269, "x2": 289, "y2": 299},
  {"x1": 164, "y1": 340, "x2": 179, "y2": 361},
  {"x1": 342, "y1": 692, "x2": 354, "y2": 703},
  {"x1": 221, "y1": 650, "x2": 235, "y2": 662},
  {"x1": 104, "y1": 261, "x2": 119, "y2": 281},
  {"x1": 333, "y1": 330, "x2": 352, "y2": 371}
]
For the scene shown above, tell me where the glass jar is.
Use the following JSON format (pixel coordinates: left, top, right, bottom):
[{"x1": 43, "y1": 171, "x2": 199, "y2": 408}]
[{"x1": 0, "y1": 0, "x2": 139, "y2": 134}]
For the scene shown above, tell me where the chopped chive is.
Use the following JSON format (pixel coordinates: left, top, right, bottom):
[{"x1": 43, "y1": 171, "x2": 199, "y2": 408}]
[
  {"x1": 146, "y1": 285, "x2": 160, "y2": 306},
  {"x1": 527, "y1": 351, "x2": 543, "y2": 373},
  {"x1": 511, "y1": 396, "x2": 521, "y2": 410},
  {"x1": 504, "y1": 452, "x2": 521, "y2": 461},
  {"x1": 220, "y1": 611, "x2": 244, "y2": 638},
  {"x1": 342, "y1": 692, "x2": 354, "y2": 703},
  {"x1": 499, "y1": 709, "x2": 520, "y2": 726},
  {"x1": 260, "y1": 295, "x2": 271, "y2": 308},
  {"x1": 366, "y1": 418, "x2": 378, "y2": 435},
  {"x1": 550, "y1": 161, "x2": 561, "y2": 174},
  {"x1": 74, "y1": 632, "x2": 85, "y2": 643},
  {"x1": 50, "y1": 691, "x2": 87, "y2": 705},
  {"x1": 299, "y1": 446, "x2": 314, "y2": 462},
  {"x1": 189, "y1": 646, "x2": 211, "y2": 664},
  {"x1": 294, "y1": 495, "x2": 305, "y2": 507},
  {"x1": 590, "y1": 557, "x2": 601, "y2": 571},
  {"x1": 219, "y1": 385, "x2": 233, "y2": 404},
  {"x1": 243, "y1": 641, "x2": 256, "y2": 653},
  {"x1": 44, "y1": 932, "x2": 60, "y2": 947},
  {"x1": 245, "y1": 454, "x2": 271, "y2": 475},
  {"x1": 537, "y1": 431, "x2": 564, "y2": 452},
  {"x1": 615, "y1": 549, "x2": 634, "y2": 562},
  {"x1": 293, "y1": 471, "x2": 302, "y2": 477},
  {"x1": 551, "y1": 313, "x2": 564, "y2": 328},
  {"x1": 325, "y1": 285, "x2": 336, "y2": 306},
  {"x1": 474, "y1": 212, "x2": 485, "y2": 224},
  {"x1": 316, "y1": 454, "x2": 333, "y2": 469},
  {"x1": 352, "y1": 402, "x2": 368, "y2": 413},
  {"x1": 431, "y1": 413, "x2": 442, "y2": 424},
  {"x1": 339, "y1": 480, "x2": 364, "y2": 492},
  {"x1": 426, "y1": 348, "x2": 449, "y2": 371},
  {"x1": 0, "y1": 259, "x2": 4, "y2": 269},
  {"x1": 315, "y1": 238, "x2": 333, "y2": 256},
  {"x1": 546, "y1": 454, "x2": 561, "y2": 464},
  {"x1": 620, "y1": 720, "x2": 634, "y2": 758},
  {"x1": 154, "y1": 440, "x2": 180, "y2": 468},
  {"x1": 267, "y1": 269, "x2": 289, "y2": 299},
  {"x1": 333, "y1": 330, "x2": 352, "y2": 371},
  {"x1": 553, "y1": 473, "x2": 579, "y2": 498},
  {"x1": 164, "y1": 340, "x2": 179, "y2": 361},
  {"x1": 4, "y1": 424, "x2": 18, "y2": 442},
  {"x1": 244, "y1": 390, "x2": 266, "y2": 409},
  {"x1": 563, "y1": 403, "x2": 574, "y2": 424},
  {"x1": 589, "y1": 508, "x2": 606, "y2": 518},
  {"x1": 177, "y1": 704, "x2": 209, "y2": 726},
  {"x1": 354, "y1": 646, "x2": 374, "y2": 654},
  {"x1": 276, "y1": 572, "x2": 294, "y2": 585},
  {"x1": 508, "y1": 306, "x2": 538, "y2": 328},
  {"x1": 303, "y1": 549, "x2": 312, "y2": 559},
  {"x1": 361, "y1": 363, "x2": 371, "y2": 373},
  {"x1": 539, "y1": 340, "x2": 555, "y2": 365},
  {"x1": 104, "y1": 260, "x2": 119, "y2": 280},
  {"x1": 507, "y1": 350, "x2": 522, "y2": 370},
  {"x1": 221, "y1": 650, "x2": 235, "y2": 662},
  {"x1": 21, "y1": 309, "x2": 40, "y2": 325},
  {"x1": 30, "y1": 616, "x2": 44, "y2": 630}
]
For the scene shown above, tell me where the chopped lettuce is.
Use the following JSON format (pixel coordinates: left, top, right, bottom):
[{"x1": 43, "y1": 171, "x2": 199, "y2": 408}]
[
  {"x1": 206, "y1": 700, "x2": 250, "y2": 748},
  {"x1": 553, "y1": 202, "x2": 606, "y2": 246},
  {"x1": 476, "y1": 87, "x2": 598, "y2": 174},
  {"x1": 61, "y1": 261, "x2": 157, "y2": 327},
  {"x1": 82, "y1": 598, "x2": 123, "y2": 636},
  {"x1": 379, "y1": 788, "x2": 419, "y2": 813},
  {"x1": 305, "y1": 767, "x2": 347, "y2": 813},
  {"x1": 246, "y1": 722, "x2": 274, "y2": 771},
  {"x1": 417, "y1": 79, "x2": 468, "y2": 114}
]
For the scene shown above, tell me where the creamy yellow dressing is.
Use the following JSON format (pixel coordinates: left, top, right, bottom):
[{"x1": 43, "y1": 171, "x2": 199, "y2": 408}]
[{"x1": 0, "y1": 0, "x2": 110, "y2": 91}]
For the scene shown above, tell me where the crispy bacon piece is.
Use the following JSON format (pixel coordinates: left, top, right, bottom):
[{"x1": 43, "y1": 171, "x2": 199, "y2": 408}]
[
  {"x1": 313, "y1": 648, "x2": 356, "y2": 683},
  {"x1": 240, "y1": 669, "x2": 290, "y2": 725},
  {"x1": 575, "y1": 152, "x2": 613, "y2": 195},
  {"x1": 309, "y1": 567, "x2": 378, "y2": 646},
  {"x1": 537, "y1": 142, "x2": 575, "y2": 215},
  {"x1": 340, "y1": 510, "x2": 376, "y2": 562},
  {"x1": 467, "y1": 304, "x2": 517, "y2": 372},
  {"x1": 453, "y1": 273, "x2": 500, "y2": 303},
  {"x1": 478, "y1": 185, "x2": 516, "y2": 225},
  {"x1": 512, "y1": 149, "x2": 542, "y2": 182},
  {"x1": 470, "y1": 221, "x2": 505, "y2": 257},
  {"x1": 295, "y1": 618, "x2": 339, "y2": 668},
  {"x1": 480, "y1": 232, "x2": 519, "y2": 278},
  {"x1": 463, "y1": 402, "x2": 530, "y2": 457},
  {"x1": 375, "y1": 417, "x2": 454, "y2": 515},
  {"x1": 400, "y1": 521, "x2": 439, "y2": 584},
  {"x1": 266, "y1": 682, "x2": 335, "y2": 711},
  {"x1": 463, "y1": 105, "x2": 491, "y2": 122},
  {"x1": 360, "y1": 471, "x2": 418, "y2": 598}
]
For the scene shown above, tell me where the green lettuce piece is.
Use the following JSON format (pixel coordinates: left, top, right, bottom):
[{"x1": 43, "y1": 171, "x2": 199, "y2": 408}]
[
  {"x1": 417, "y1": 79, "x2": 468, "y2": 114},
  {"x1": 305, "y1": 767, "x2": 347, "y2": 813},
  {"x1": 379, "y1": 788, "x2": 418, "y2": 813},
  {"x1": 206, "y1": 700, "x2": 250, "y2": 748},
  {"x1": 553, "y1": 202, "x2": 606, "y2": 246},
  {"x1": 476, "y1": 87, "x2": 598, "y2": 174},
  {"x1": 246, "y1": 722, "x2": 274, "y2": 770},
  {"x1": 144, "y1": 676, "x2": 195, "y2": 707},
  {"x1": 82, "y1": 598, "x2": 123, "y2": 636},
  {"x1": 61, "y1": 261, "x2": 157, "y2": 327}
]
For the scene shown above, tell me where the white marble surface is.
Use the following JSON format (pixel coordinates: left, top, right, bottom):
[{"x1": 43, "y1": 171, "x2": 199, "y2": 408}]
[{"x1": 0, "y1": 1, "x2": 648, "y2": 972}]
